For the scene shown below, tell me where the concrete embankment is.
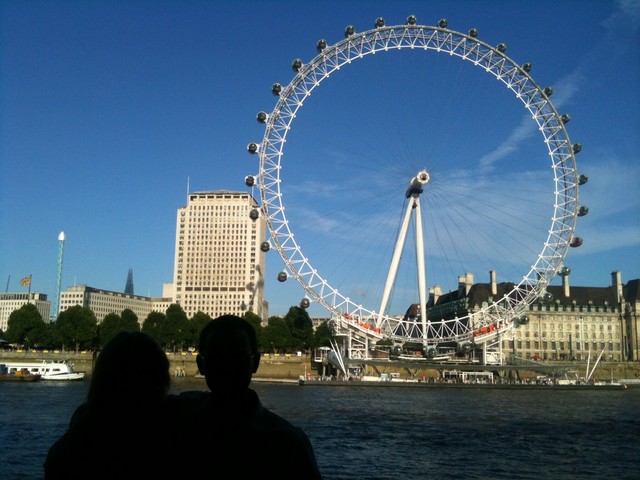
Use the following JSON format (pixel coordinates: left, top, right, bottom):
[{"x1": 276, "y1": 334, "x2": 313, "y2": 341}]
[
  {"x1": 2, "y1": 350, "x2": 639, "y2": 382},
  {"x1": 0, "y1": 350, "x2": 312, "y2": 379}
]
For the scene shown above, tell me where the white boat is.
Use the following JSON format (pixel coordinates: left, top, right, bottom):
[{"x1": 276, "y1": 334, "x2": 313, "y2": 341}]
[{"x1": 2, "y1": 361, "x2": 85, "y2": 381}]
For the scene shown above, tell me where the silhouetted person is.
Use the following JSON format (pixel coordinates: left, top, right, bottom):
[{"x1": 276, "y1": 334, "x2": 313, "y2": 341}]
[
  {"x1": 44, "y1": 331, "x2": 172, "y2": 480},
  {"x1": 173, "y1": 314, "x2": 322, "y2": 478}
]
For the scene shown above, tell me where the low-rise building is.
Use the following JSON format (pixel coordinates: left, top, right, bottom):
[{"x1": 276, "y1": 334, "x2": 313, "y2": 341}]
[
  {"x1": 0, "y1": 293, "x2": 51, "y2": 331},
  {"x1": 59, "y1": 285, "x2": 171, "y2": 325}
]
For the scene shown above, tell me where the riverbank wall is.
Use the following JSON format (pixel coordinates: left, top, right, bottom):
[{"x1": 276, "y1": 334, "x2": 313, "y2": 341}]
[
  {"x1": 0, "y1": 350, "x2": 311, "y2": 379},
  {"x1": 2, "y1": 350, "x2": 639, "y2": 381}
]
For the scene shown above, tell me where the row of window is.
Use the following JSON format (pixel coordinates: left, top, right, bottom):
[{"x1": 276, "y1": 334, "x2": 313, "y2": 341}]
[
  {"x1": 513, "y1": 340, "x2": 621, "y2": 352},
  {"x1": 519, "y1": 331, "x2": 615, "y2": 341},
  {"x1": 522, "y1": 323, "x2": 616, "y2": 332},
  {"x1": 186, "y1": 203, "x2": 250, "y2": 210},
  {"x1": 531, "y1": 303, "x2": 618, "y2": 313}
]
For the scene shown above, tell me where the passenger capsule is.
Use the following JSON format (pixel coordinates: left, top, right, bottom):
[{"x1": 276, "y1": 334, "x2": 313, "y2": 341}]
[
  {"x1": 543, "y1": 292, "x2": 554, "y2": 302},
  {"x1": 260, "y1": 241, "x2": 271, "y2": 252},
  {"x1": 249, "y1": 209, "x2": 260, "y2": 220},
  {"x1": 497, "y1": 43, "x2": 507, "y2": 53},
  {"x1": 425, "y1": 347, "x2": 437, "y2": 358},
  {"x1": 316, "y1": 39, "x2": 327, "y2": 52},
  {"x1": 292, "y1": 58, "x2": 303, "y2": 72},
  {"x1": 569, "y1": 236, "x2": 583, "y2": 248},
  {"x1": 561, "y1": 114, "x2": 571, "y2": 124},
  {"x1": 272, "y1": 83, "x2": 282, "y2": 96},
  {"x1": 518, "y1": 315, "x2": 530, "y2": 325},
  {"x1": 459, "y1": 342, "x2": 472, "y2": 353},
  {"x1": 559, "y1": 265, "x2": 571, "y2": 276},
  {"x1": 438, "y1": 19, "x2": 448, "y2": 28},
  {"x1": 300, "y1": 297, "x2": 311, "y2": 309},
  {"x1": 468, "y1": 28, "x2": 478, "y2": 38},
  {"x1": 256, "y1": 111, "x2": 267, "y2": 124},
  {"x1": 375, "y1": 17, "x2": 385, "y2": 28},
  {"x1": 244, "y1": 175, "x2": 255, "y2": 187},
  {"x1": 522, "y1": 63, "x2": 532, "y2": 73},
  {"x1": 344, "y1": 25, "x2": 355, "y2": 37},
  {"x1": 406, "y1": 15, "x2": 417, "y2": 25},
  {"x1": 578, "y1": 174, "x2": 589, "y2": 185},
  {"x1": 543, "y1": 86, "x2": 553, "y2": 97},
  {"x1": 247, "y1": 142, "x2": 259, "y2": 154},
  {"x1": 578, "y1": 206, "x2": 589, "y2": 217},
  {"x1": 572, "y1": 143, "x2": 582, "y2": 154},
  {"x1": 277, "y1": 271, "x2": 288, "y2": 282}
]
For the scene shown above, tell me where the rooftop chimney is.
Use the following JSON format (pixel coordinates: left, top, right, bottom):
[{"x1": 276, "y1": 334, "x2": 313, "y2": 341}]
[
  {"x1": 612, "y1": 271, "x2": 623, "y2": 303},
  {"x1": 562, "y1": 271, "x2": 570, "y2": 298},
  {"x1": 458, "y1": 273, "x2": 474, "y2": 296},
  {"x1": 490, "y1": 270, "x2": 497, "y2": 296},
  {"x1": 429, "y1": 285, "x2": 442, "y2": 304}
]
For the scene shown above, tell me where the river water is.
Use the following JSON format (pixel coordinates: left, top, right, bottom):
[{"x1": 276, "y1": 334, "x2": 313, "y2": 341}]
[{"x1": 1, "y1": 379, "x2": 638, "y2": 479}]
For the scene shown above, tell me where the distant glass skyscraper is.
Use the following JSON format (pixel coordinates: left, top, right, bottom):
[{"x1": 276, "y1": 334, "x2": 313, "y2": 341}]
[
  {"x1": 172, "y1": 190, "x2": 268, "y2": 321},
  {"x1": 124, "y1": 268, "x2": 134, "y2": 295}
]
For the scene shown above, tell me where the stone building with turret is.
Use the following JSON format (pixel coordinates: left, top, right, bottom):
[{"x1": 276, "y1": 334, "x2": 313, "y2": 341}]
[{"x1": 406, "y1": 271, "x2": 636, "y2": 362}]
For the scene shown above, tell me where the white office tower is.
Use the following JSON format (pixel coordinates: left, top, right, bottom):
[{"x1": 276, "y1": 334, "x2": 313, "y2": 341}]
[{"x1": 173, "y1": 191, "x2": 268, "y2": 321}]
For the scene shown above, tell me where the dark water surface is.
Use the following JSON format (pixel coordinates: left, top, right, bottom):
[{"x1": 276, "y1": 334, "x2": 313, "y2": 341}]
[{"x1": 1, "y1": 379, "x2": 638, "y2": 479}]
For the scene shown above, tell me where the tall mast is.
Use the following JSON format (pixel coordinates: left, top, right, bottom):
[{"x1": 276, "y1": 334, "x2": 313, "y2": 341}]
[{"x1": 52, "y1": 231, "x2": 66, "y2": 322}]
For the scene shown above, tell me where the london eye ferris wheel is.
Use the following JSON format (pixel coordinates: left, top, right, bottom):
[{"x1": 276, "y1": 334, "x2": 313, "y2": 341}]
[{"x1": 245, "y1": 16, "x2": 587, "y2": 351}]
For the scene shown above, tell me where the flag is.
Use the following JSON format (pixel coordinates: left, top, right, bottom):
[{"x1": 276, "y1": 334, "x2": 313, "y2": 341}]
[{"x1": 20, "y1": 276, "x2": 31, "y2": 287}]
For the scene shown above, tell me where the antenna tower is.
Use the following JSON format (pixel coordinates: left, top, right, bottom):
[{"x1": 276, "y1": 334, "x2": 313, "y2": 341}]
[{"x1": 52, "y1": 231, "x2": 66, "y2": 321}]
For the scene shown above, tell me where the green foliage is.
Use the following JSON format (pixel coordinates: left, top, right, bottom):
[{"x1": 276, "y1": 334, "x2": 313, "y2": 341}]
[
  {"x1": 262, "y1": 316, "x2": 291, "y2": 353},
  {"x1": 2, "y1": 301, "x2": 332, "y2": 354},
  {"x1": 313, "y1": 321, "x2": 334, "y2": 348},
  {"x1": 190, "y1": 311, "x2": 213, "y2": 348},
  {"x1": 165, "y1": 304, "x2": 192, "y2": 351},
  {"x1": 98, "y1": 309, "x2": 140, "y2": 347},
  {"x1": 243, "y1": 311, "x2": 263, "y2": 349},
  {"x1": 284, "y1": 306, "x2": 314, "y2": 351},
  {"x1": 243, "y1": 310, "x2": 262, "y2": 330},
  {"x1": 141, "y1": 311, "x2": 168, "y2": 347},
  {"x1": 99, "y1": 313, "x2": 121, "y2": 347},
  {"x1": 55, "y1": 305, "x2": 98, "y2": 351},
  {"x1": 120, "y1": 309, "x2": 140, "y2": 331},
  {"x1": 6, "y1": 303, "x2": 47, "y2": 348}
]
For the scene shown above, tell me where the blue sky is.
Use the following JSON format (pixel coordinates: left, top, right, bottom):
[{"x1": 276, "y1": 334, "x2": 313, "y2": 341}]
[{"x1": 1, "y1": 0, "x2": 639, "y2": 318}]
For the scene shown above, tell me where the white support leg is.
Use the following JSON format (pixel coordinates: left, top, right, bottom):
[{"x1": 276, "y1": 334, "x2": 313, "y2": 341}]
[
  {"x1": 414, "y1": 197, "x2": 428, "y2": 342},
  {"x1": 376, "y1": 170, "x2": 430, "y2": 335},
  {"x1": 376, "y1": 198, "x2": 415, "y2": 326}
]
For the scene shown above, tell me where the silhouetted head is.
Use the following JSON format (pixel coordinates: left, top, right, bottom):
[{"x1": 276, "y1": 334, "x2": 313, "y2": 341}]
[
  {"x1": 196, "y1": 315, "x2": 260, "y2": 400},
  {"x1": 88, "y1": 331, "x2": 170, "y2": 413}
]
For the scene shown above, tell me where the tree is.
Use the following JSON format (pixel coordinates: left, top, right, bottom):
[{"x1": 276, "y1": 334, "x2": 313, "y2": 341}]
[
  {"x1": 243, "y1": 311, "x2": 263, "y2": 349},
  {"x1": 165, "y1": 304, "x2": 191, "y2": 351},
  {"x1": 142, "y1": 311, "x2": 168, "y2": 347},
  {"x1": 98, "y1": 309, "x2": 139, "y2": 348},
  {"x1": 313, "y1": 321, "x2": 335, "y2": 349},
  {"x1": 190, "y1": 311, "x2": 213, "y2": 348},
  {"x1": 6, "y1": 303, "x2": 47, "y2": 348},
  {"x1": 262, "y1": 316, "x2": 291, "y2": 353},
  {"x1": 55, "y1": 305, "x2": 98, "y2": 352},
  {"x1": 120, "y1": 308, "x2": 140, "y2": 331},
  {"x1": 99, "y1": 312, "x2": 122, "y2": 347},
  {"x1": 284, "y1": 306, "x2": 314, "y2": 352}
]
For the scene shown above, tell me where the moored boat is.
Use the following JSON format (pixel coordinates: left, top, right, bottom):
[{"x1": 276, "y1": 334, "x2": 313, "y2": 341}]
[
  {"x1": 1, "y1": 360, "x2": 85, "y2": 381},
  {"x1": 0, "y1": 364, "x2": 42, "y2": 382}
]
